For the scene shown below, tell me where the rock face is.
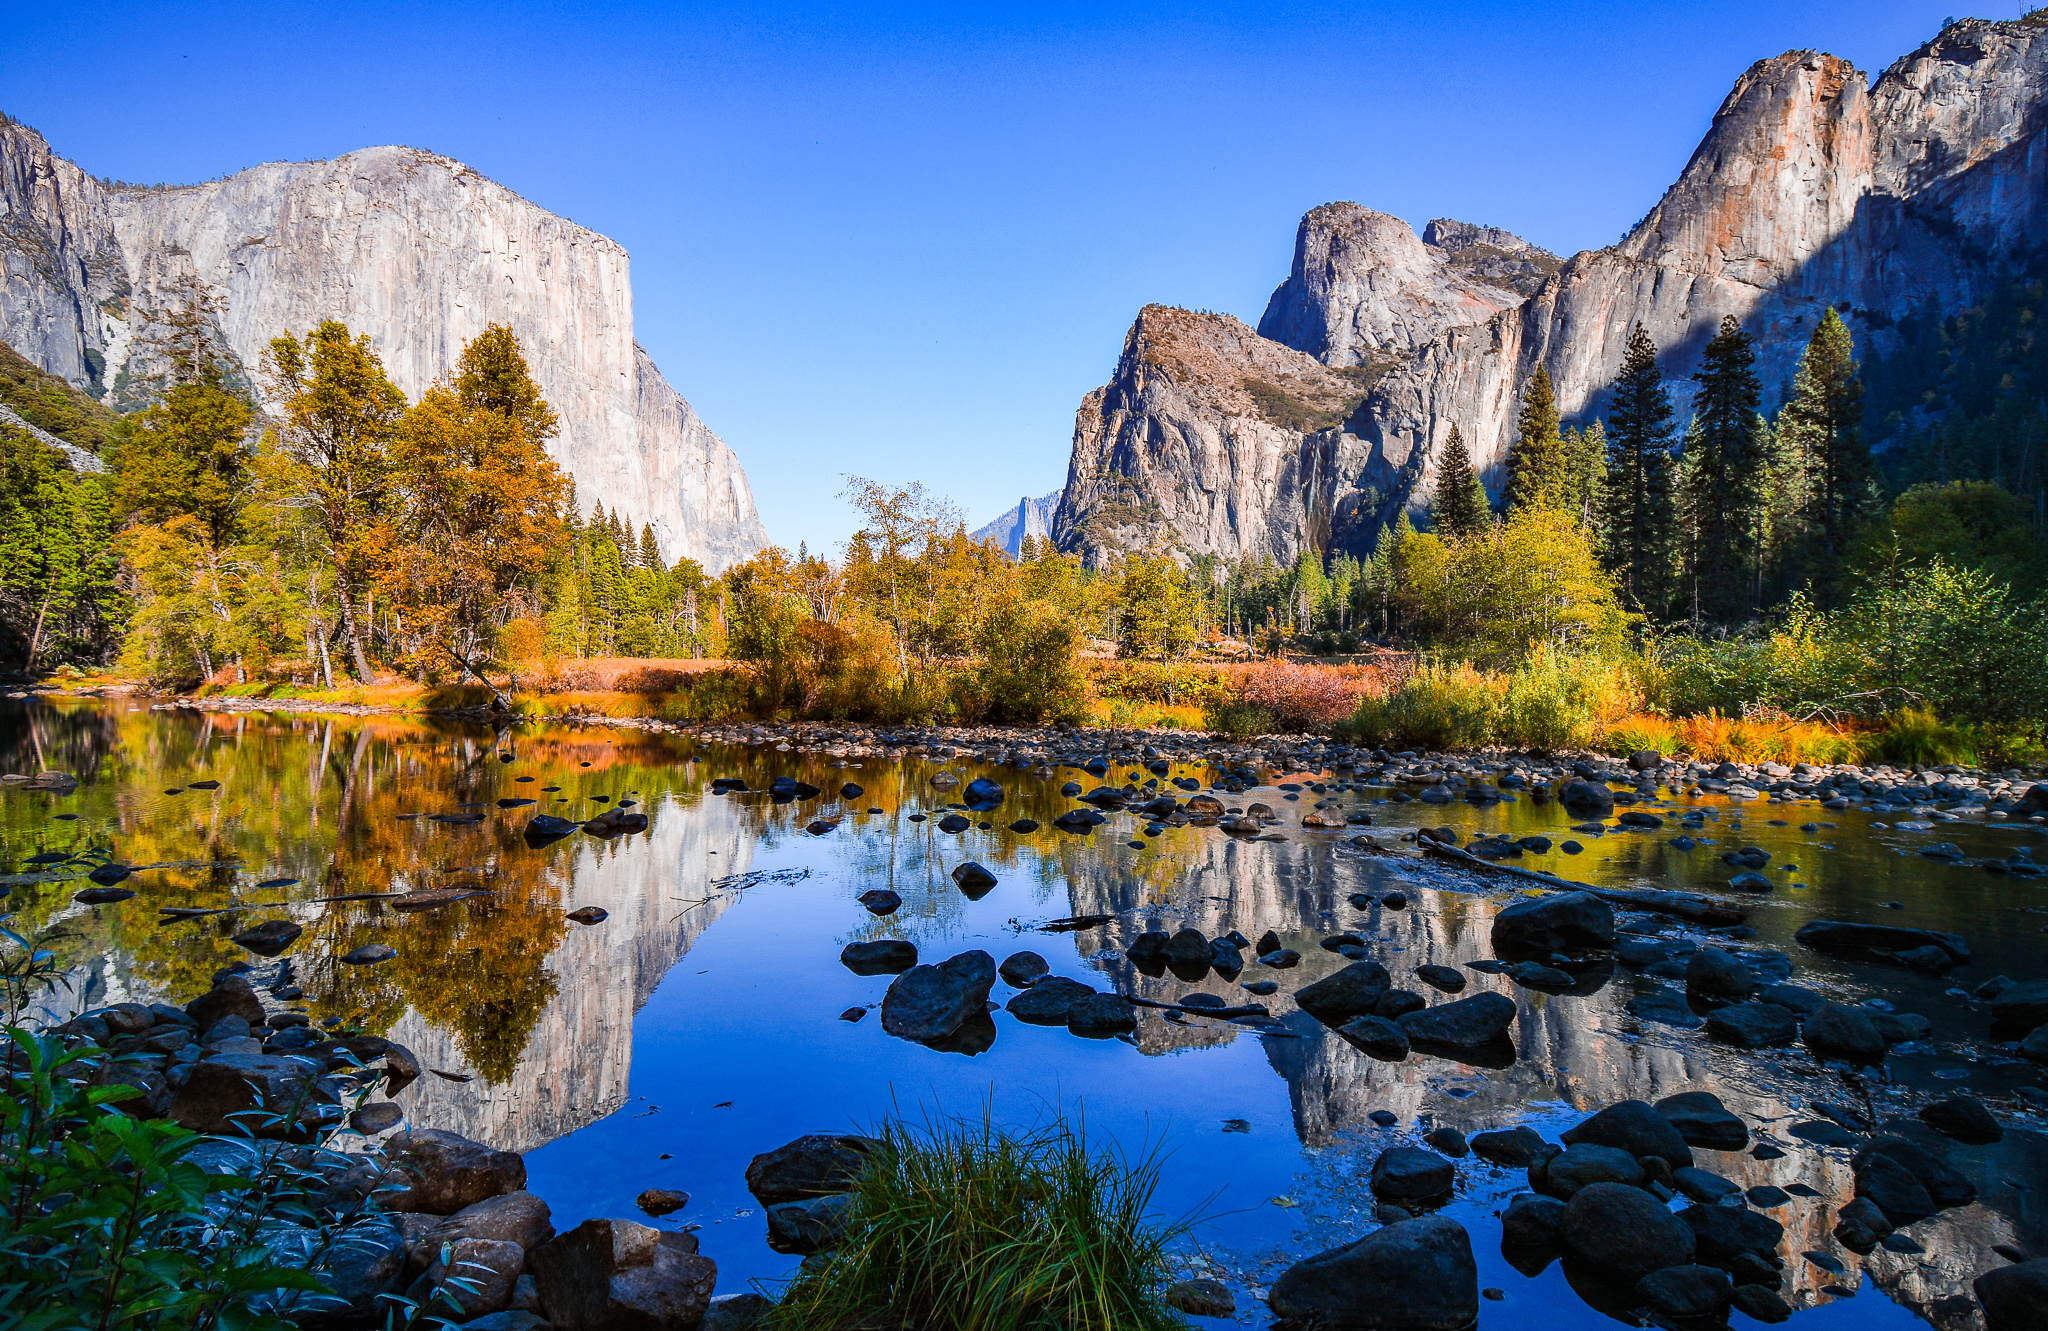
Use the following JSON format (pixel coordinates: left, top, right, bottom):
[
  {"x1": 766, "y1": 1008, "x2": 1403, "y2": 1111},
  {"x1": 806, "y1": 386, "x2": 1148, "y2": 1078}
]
[
  {"x1": 1257, "y1": 204, "x2": 1559, "y2": 368},
  {"x1": 971, "y1": 490, "x2": 1060, "y2": 557},
  {"x1": 0, "y1": 119, "x2": 766, "y2": 570},
  {"x1": 1052, "y1": 20, "x2": 2048, "y2": 563}
]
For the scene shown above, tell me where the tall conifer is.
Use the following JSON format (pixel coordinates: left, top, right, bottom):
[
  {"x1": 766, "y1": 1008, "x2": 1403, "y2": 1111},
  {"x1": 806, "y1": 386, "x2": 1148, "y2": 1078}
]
[
  {"x1": 1783, "y1": 308, "x2": 1869, "y2": 564},
  {"x1": 1601, "y1": 323, "x2": 1678, "y2": 615},
  {"x1": 1431, "y1": 425, "x2": 1490, "y2": 537},
  {"x1": 1504, "y1": 365, "x2": 1567, "y2": 511},
  {"x1": 1685, "y1": 315, "x2": 1766, "y2": 622}
]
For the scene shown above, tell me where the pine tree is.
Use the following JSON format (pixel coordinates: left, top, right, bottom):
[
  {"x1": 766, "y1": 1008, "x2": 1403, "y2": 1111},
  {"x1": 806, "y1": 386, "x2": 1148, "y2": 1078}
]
[
  {"x1": 640, "y1": 523, "x2": 664, "y2": 574},
  {"x1": 1783, "y1": 308, "x2": 1869, "y2": 564},
  {"x1": 1431, "y1": 425, "x2": 1490, "y2": 537},
  {"x1": 1559, "y1": 422, "x2": 1607, "y2": 532},
  {"x1": 1601, "y1": 323, "x2": 1678, "y2": 615},
  {"x1": 1685, "y1": 316, "x2": 1767, "y2": 622},
  {"x1": 1504, "y1": 365, "x2": 1567, "y2": 511}
]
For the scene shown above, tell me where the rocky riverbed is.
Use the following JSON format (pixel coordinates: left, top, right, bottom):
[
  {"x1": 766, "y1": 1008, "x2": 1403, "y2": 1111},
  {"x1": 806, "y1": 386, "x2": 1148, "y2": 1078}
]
[{"x1": 6, "y1": 695, "x2": 2048, "y2": 1329}]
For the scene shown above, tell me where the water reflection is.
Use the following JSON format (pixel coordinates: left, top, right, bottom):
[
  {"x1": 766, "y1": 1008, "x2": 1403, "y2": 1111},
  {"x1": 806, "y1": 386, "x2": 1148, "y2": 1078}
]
[{"x1": 2, "y1": 698, "x2": 2043, "y2": 1327}]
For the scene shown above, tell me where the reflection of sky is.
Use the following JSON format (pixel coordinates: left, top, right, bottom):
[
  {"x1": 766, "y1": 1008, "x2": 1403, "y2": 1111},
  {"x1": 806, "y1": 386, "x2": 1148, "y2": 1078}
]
[{"x1": 3, "y1": 697, "x2": 2042, "y2": 1327}]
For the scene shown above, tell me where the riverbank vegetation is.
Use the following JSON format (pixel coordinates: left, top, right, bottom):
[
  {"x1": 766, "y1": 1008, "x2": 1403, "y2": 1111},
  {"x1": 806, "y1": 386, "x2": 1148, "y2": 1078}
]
[
  {"x1": 769, "y1": 1110, "x2": 1198, "y2": 1331},
  {"x1": 3, "y1": 277, "x2": 2043, "y2": 759}
]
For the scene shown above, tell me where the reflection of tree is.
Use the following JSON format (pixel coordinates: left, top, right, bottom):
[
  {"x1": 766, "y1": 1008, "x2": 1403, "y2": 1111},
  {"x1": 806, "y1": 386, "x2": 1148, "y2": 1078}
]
[
  {"x1": 0, "y1": 704, "x2": 683, "y2": 1083},
  {"x1": 371, "y1": 897, "x2": 563, "y2": 1084}
]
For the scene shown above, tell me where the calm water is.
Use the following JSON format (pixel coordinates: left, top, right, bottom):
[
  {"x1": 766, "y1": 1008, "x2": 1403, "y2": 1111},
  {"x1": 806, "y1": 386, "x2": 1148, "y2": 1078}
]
[{"x1": 4, "y1": 697, "x2": 2045, "y2": 1330}]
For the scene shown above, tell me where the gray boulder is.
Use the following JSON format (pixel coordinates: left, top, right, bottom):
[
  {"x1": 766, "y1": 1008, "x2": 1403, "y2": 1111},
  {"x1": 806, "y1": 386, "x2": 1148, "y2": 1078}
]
[
  {"x1": 1004, "y1": 977, "x2": 1094, "y2": 1024},
  {"x1": 530, "y1": 1219, "x2": 717, "y2": 1331},
  {"x1": 1803, "y1": 1003, "x2": 1888, "y2": 1065},
  {"x1": 407, "y1": 1191, "x2": 554, "y2": 1269},
  {"x1": 1067, "y1": 994, "x2": 1138, "y2": 1037},
  {"x1": 286, "y1": 1219, "x2": 407, "y2": 1330},
  {"x1": 880, "y1": 950, "x2": 996, "y2": 1042},
  {"x1": 1471, "y1": 1126, "x2": 1555, "y2": 1168},
  {"x1": 1267, "y1": 1214, "x2": 1477, "y2": 1329},
  {"x1": 1398, "y1": 993, "x2": 1517, "y2": 1049},
  {"x1": 1295, "y1": 961, "x2": 1393, "y2": 1021},
  {"x1": 1560, "y1": 1182, "x2": 1695, "y2": 1282},
  {"x1": 998, "y1": 951, "x2": 1049, "y2": 987},
  {"x1": 387, "y1": 1130, "x2": 527, "y2": 1215},
  {"x1": 1369, "y1": 1146, "x2": 1454, "y2": 1202},
  {"x1": 1537, "y1": 1143, "x2": 1644, "y2": 1198},
  {"x1": 168, "y1": 1052, "x2": 326, "y2": 1136},
  {"x1": 1678, "y1": 1203, "x2": 1783, "y2": 1265},
  {"x1": 1974, "y1": 1258, "x2": 2048, "y2": 1331},
  {"x1": 841, "y1": 940, "x2": 917, "y2": 975},
  {"x1": 1500, "y1": 1192, "x2": 1565, "y2": 1246},
  {"x1": 744, "y1": 1134, "x2": 878, "y2": 1205},
  {"x1": 1685, "y1": 948, "x2": 1760, "y2": 999},
  {"x1": 1558, "y1": 781, "x2": 1616, "y2": 814},
  {"x1": 1655, "y1": 1091, "x2": 1748, "y2": 1150},
  {"x1": 700, "y1": 1293, "x2": 776, "y2": 1331},
  {"x1": 1561, "y1": 1100, "x2": 1692, "y2": 1170},
  {"x1": 418, "y1": 1236, "x2": 525, "y2": 1318},
  {"x1": 1634, "y1": 1265, "x2": 1732, "y2": 1320},
  {"x1": 1336, "y1": 1014, "x2": 1410, "y2": 1061},
  {"x1": 1490, "y1": 892, "x2": 1614, "y2": 957},
  {"x1": 1705, "y1": 1001, "x2": 1796, "y2": 1048},
  {"x1": 766, "y1": 1193, "x2": 856, "y2": 1255}
]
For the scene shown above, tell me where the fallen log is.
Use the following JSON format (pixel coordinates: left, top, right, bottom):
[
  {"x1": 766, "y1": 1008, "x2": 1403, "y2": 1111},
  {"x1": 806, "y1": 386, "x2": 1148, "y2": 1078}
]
[{"x1": 1416, "y1": 837, "x2": 1744, "y2": 925}]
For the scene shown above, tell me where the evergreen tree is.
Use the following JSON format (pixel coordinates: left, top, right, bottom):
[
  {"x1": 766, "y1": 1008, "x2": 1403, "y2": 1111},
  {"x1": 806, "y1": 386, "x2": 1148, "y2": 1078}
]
[
  {"x1": 1783, "y1": 308, "x2": 1869, "y2": 564},
  {"x1": 1561, "y1": 421, "x2": 1607, "y2": 533},
  {"x1": 1504, "y1": 365, "x2": 1567, "y2": 511},
  {"x1": 1600, "y1": 323, "x2": 1678, "y2": 615},
  {"x1": 1431, "y1": 425, "x2": 1490, "y2": 537},
  {"x1": 1685, "y1": 315, "x2": 1767, "y2": 622},
  {"x1": 640, "y1": 523, "x2": 664, "y2": 574}
]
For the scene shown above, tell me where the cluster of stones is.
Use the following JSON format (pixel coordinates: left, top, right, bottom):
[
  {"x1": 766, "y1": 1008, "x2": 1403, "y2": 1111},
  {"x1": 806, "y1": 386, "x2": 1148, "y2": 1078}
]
[
  {"x1": 53, "y1": 966, "x2": 419, "y2": 1138},
  {"x1": 1266, "y1": 1089, "x2": 2044, "y2": 1328},
  {"x1": 51, "y1": 970, "x2": 770, "y2": 1331}
]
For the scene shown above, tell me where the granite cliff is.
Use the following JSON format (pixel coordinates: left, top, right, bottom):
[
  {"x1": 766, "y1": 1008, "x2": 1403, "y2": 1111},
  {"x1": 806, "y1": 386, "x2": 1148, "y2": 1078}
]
[
  {"x1": 0, "y1": 119, "x2": 767, "y2": 570},
  {"x1": 971, "y1": 489, "x2": 1060, "y2": 558},
  {"x1": 1055, "y1": 17, "x2": 2048, "y2": 567}
]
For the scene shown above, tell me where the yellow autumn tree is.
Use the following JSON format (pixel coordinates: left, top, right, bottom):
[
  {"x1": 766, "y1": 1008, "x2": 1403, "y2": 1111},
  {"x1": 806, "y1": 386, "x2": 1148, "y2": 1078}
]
[{"x1": 380, "y1": 327, "x2": 570, "y2": 696}]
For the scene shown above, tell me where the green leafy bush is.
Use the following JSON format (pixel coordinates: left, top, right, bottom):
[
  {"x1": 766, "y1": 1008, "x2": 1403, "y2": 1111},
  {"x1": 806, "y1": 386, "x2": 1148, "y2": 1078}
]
[
  {"x1": 1348, "y1": 662, "x2": 1504, "y2": 750},
  {"x1": 0, "y1": 923, "x2": 393, "y2": 1331}
]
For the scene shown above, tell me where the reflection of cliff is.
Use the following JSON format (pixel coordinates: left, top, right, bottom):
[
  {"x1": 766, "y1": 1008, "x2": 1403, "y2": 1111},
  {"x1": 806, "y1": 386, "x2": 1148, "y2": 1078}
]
[
  {"x1": 1058, "y1": 828, "x2": 2031, "y2": 1314},
  {"x1": 388, "y1": 793, "x2": 754, "y2": 1154}
]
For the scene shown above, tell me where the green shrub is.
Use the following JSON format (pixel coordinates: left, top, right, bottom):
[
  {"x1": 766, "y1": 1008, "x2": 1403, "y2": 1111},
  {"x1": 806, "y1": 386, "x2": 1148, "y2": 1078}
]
[
  {"x1": 0, "y1": 922, "x2": 396, "y2": 1331},
  {"x1": 769, "y1": 1109, "x2": 1198, "y2": 1331},
  {"x1": 1600, "y1": 715, "x2": 1680, "y2": 759},
  {"x1": 1349, "y1": 661, "x2": 1503, "y2": 750},
  {"x1": 1498, "y1": 649, "x2": 1613, "y2": 751},
  {"x1": 1200, "y1": 702, "x2": 1275, "y2": 737}
]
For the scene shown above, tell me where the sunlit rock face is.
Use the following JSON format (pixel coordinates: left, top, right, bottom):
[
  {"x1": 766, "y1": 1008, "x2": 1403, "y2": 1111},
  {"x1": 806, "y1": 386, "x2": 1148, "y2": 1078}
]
[
  {"x1": 390, "y1": 798, "x2": 755, "y2": 1154},
  {"x1": 1057, "y1": 19, "x2": 2048, "y2": 558},
  {"x1": 0, "y1": 121, "x2": 766, "y2": 570},
  {"x1": 1050, "y1": 306, "x2": 1384, "y2": 568}
]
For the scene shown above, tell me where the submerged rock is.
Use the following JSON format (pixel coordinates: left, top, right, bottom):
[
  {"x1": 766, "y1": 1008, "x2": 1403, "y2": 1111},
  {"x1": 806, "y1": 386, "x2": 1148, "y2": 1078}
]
[
  {"x1": 744, "y1": 1134, "x2": 878, "y2": 1205},
  {"x1": 1561, "y1": 1182, "x2": 1694, "y2": 1282},
  {"x1": 1490, "y1": 892, "x2": 1614, "y2": 957},
  {"x1": 1295, "y1": 961, "x2": 1393, "y2": 1021},
  {"x1": 1397, "y1": 993, "x2": 1516, "y2": 1050},
  {"x1": 880, "y1": 951, "x2": 995, "y2": 1042},
  {"x1": 530, "y1": 1219, "x2": 716, "y2": 1331},
  {"x1": 1267, "y1": 1214, "x2": 1477, "y2": 1329}
]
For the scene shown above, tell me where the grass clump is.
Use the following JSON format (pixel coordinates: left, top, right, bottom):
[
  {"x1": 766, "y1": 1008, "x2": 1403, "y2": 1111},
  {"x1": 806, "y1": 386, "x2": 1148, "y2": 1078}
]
[{"x1": 769, "y1": 1111, "x2": 1196, "y2": 1331}]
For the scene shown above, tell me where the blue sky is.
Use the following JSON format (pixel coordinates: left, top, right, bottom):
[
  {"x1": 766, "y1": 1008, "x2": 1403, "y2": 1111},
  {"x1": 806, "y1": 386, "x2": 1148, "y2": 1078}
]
[{"x1": 5, "y1": 1, "x2": 1984, "y2": 549}]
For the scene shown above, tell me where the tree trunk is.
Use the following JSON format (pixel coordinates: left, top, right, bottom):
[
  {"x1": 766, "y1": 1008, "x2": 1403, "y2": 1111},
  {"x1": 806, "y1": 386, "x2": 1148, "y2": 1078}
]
[
  {"x1": 336, "y1": 580, "x2": 373, "y2": 681},
  {"x1": 24, "y1": 595, "x2": 53, "y2": 673}
]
